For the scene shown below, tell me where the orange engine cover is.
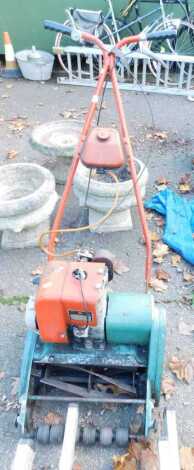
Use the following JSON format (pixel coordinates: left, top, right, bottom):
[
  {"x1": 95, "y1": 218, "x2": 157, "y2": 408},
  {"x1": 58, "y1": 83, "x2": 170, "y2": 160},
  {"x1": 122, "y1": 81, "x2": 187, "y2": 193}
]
[
  {"x1": 35, "y1": 260, "x2": 107, "y2": 343},
  {"x1": 81, "y1": 127, "x2": 125, "y2": 169}
]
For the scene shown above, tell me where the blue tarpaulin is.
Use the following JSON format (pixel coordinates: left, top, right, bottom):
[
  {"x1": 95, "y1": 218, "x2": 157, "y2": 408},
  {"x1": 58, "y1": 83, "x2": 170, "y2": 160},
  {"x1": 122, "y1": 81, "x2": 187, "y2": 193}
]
[{"x1": 145, "y1": 189, "x2": 194, "y2": 265}]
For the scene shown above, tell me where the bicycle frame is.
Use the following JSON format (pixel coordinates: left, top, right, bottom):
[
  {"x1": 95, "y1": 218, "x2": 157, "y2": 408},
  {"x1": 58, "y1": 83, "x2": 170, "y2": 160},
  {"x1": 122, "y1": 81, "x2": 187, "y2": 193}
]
[
  {"x1": 48, "y1": 31, "x2": 152, "y2": 289},
  {"x1": 103, "y1": 0, "x2": 189, "y2": 41}
]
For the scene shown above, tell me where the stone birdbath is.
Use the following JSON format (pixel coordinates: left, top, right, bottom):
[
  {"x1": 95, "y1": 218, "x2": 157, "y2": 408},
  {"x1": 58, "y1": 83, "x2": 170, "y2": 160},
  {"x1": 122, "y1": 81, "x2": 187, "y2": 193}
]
[
  {"x1": 0, "y1": 163, "x2": 58, "y2": 248},
  {"x1": 74, "y1": 159, "x2": 149, "y2": 233},
  {"x1": 30, "y1": 120, "x2": 82, "y2": 184}
]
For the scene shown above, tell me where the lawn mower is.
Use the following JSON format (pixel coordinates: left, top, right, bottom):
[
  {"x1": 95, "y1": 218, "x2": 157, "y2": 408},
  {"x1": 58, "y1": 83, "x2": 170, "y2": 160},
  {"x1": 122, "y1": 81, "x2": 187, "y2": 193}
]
[{"x1": 17, "y1": 20, "x2": 176, "y2": 446}]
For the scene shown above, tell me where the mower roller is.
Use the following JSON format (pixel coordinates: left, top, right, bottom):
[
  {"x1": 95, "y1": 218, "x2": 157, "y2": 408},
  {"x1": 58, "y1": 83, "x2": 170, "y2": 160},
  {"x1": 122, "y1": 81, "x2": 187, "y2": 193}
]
[{"x1": 17, "y1": 21, "x2": 176, "y2": 444}]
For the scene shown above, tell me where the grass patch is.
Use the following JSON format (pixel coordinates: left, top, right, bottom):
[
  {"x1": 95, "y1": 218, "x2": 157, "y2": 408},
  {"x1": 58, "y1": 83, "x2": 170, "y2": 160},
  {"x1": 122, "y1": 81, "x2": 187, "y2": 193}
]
[{"x1": 0, "y1": 295, "x2": 29, "y2": 306}]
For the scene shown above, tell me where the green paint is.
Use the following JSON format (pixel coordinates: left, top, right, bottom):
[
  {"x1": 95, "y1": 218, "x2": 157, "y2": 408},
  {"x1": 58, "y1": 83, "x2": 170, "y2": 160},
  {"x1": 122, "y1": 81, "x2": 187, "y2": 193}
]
[
  {"x1": 0, "y1": 0, "x2": 192, "y2": 53},
  {"x1": 106, "y1": 292, "x2": 152, "y2": 345},
  {"x1": 0, "y1": 295, "x2": 28, "y2": 305}
]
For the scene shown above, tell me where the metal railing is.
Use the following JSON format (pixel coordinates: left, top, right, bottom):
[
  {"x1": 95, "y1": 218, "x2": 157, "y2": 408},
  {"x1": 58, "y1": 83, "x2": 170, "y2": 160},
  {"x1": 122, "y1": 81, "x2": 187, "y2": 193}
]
[{"x1": 53, "y1": 45, "x2": 194, "y2": 97}]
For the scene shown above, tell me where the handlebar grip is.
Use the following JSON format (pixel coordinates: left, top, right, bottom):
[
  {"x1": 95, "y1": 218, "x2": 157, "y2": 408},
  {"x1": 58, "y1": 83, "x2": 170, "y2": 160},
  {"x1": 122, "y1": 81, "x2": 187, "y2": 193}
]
[
  {"x1": 146, "y1": 29, "x2": 177, "y2": 41},
  {"x1": 43, "y1": 20, "x2": 72, "y2": 35}
]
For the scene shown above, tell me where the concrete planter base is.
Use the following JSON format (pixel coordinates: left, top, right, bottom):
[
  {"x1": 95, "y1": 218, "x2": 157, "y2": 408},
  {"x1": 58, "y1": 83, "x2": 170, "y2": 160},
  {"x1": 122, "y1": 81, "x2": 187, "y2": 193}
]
[
  {"x1": 89, "y1": 207, "x2": 133, "y2": 232},
  {"x1": 1, "y1": 219, "x2": 49, "y2": 249},
  {"x1": 0, "y1": 163, "x2": 58, "y2": 249},
  {"x1": 30, "y1": 120, "x2": 82, "y2": 184},
  {"x1": 74, "y1": 159, "x2": 148, "y2": 233}
]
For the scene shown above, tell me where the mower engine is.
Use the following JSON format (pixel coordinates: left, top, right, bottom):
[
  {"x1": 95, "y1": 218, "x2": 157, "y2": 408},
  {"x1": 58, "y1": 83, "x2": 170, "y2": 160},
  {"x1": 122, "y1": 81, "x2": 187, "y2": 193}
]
[{"x1": 18, "y1": 258, "x2": 166, "y2": 442}]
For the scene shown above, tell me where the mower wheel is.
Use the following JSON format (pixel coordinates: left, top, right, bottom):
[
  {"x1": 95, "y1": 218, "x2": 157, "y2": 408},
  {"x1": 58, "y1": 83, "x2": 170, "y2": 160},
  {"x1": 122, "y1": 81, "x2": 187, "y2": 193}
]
[
  {"x1": 100, "y1": 427, "x2": 113, "y2": 446},
  {"x1": 82, "y1": 426, "x2": 96, "y2": 446},
  {"x1": 115, "y1": 427, "x2": 129, "y2": 447},
  {"x1": 36, "y1": 424, "x2": 50, "y2": 445},
  {"x1": 49, "y1": 424, "x2": 64, "y2": 444}
]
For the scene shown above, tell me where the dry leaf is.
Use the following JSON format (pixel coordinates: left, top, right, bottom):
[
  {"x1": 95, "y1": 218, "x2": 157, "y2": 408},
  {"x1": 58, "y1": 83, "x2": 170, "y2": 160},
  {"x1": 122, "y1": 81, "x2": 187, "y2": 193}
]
[
  {"x1": 179, "y1": 173, "x2": 191, "y2": 185},
  {"x1": 146, "y1": 131, "x2": 168, "y2": 141},
  {"x1": 150, "y1": 278, "x2": 168, "y2": 292},
  {"x1": 145, "y1": 211, "x2": 154, "y2": 221},
  {"x1": 179, "y1": 183, "x2": 191, "y2": 193},
  {"x1": 8, "y1": 118, "x2": 30, "y2": 133},
  {"x1": 179, "y1": 320, "x2": 194, "y2": 336},
  {"x1": 180, "y1": 447, "x2": 194, "y2": 470},
  {"x1": 150, "y1": 231, "x2": 160, "y2": 242},
  {"x1": 161, "y1": 377, "x2": 175, "y2": 400},
  {"x1": 153, "y1": 243, "x2": 169, "y2": 258},
  {"x1": 153, "y1": 256, "x2": 164, "y2": 264},
  {"x1": 171, "y1": 254, "x2": 181, "y2": 266},
  {"x1": 0, "y1": 371, "x2": 5, "y2": 380},
  {"x1": 140, "y1": 447, "x2": 158, "y2": 470},
  {"x1": 169, "y1": 356, "x2": 194, "y2": 384},
  {"x1": 72, "y1": 464, "x2": 82, "y2": 470},
  {"x1": 113, "y1": 441, "x2": 158, "y2": 470},
  {"x1": 113, "y1": 259, "x2": 130, "y2": 275},
  {"x1": 44, "y1": 412, "x2": 63, "y2": 425},
  {"x1": 155, "y1": 177, "x2": 169, "y2": 186},
  {"x1": 11, "y1": 377, "x2": 19, "y2": 396},
  {"x1": 31, "y1": 265, "x2": 43, "y2": 276},
  {"x1": 7, "y1": 149, "x2": 19, "y2": 160},
  {"x1": 183, "y1": 271, "x2": 193, "y2": 283},
  {"x1": 156, "y1": 268, "x2": 170, "y2": 282},
  {"x1": 155, "y1": 217, "x2": 164, "y2": 227}
]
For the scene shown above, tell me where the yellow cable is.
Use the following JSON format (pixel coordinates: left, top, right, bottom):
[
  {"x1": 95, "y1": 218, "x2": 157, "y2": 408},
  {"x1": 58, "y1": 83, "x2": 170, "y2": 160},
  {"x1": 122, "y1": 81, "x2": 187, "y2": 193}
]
[{"x1": 39, "y1": 171, "x2": 120, "y2": 258}]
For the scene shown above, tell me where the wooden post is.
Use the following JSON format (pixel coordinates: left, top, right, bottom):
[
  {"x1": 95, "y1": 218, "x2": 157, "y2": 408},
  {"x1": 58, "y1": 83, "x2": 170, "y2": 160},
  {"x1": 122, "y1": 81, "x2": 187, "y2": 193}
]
[
  {"x1": 11, "y1": 439, "x2": 35, "y2": 470},
  {"x1": 59, "y1": 403, "x2": 79, "y2": 470}
]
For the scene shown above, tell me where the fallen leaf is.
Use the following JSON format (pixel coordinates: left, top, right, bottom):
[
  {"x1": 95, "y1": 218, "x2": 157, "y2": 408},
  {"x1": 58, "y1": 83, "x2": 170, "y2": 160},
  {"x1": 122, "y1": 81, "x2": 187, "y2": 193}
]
[
  {"x1": 7, "y1": 149, "x2": 19, "y2": 160},
  {"x1": 171, "y1": 254, "x2": 181, "y2": 266},
  {"x1": 150, "y1": 278, "x2": 168, "y2": 292},
  {"x1": 156, "y1": 268, "x2": 170, "y2": 282},
  {"x1": 11, "y1": 377, "x2": 19, "y2": 396},
  {"x1": 169, "y1": 356, "x2": 194, "y2": 384},
  {"x1": 0, "y1": 371, "x2": 5, "y2": 380},
  {"x1": 183, "y1": 271, "x2": 193, "y2": 283},
  {"x1": 155, "y1": 217, "x2": 164, "y2": 227},
  {"x1": 146, "y1": 131, "x2": 168, "y2": 141},
  {"x1": 44, "y1": 412, "x2": 63, "y2": 425},
  {"x1": 72, "y1": 464, "x2": 82, "y2": 470},
  {"x1": 155, "y1": 176, "x2": 169, "y2": 186},
  {"x1": 1, "y1": 94, "x2": 9, "y2": 99},
  {"x1": 140, "y1": 447, "x2": 158, "y2": 470},
  {"x1": 179, "y1": 320, "x2": 194, "y2": 336},
  {"x1": 153, "y1": 256, "x2": 164, "y2": 264},
  {"x1": 153, "y1": 242, "x2": 169, "y2": 258},
  {"x1": 137, "y1": 405, "x2": 144, "y2": 415},
  {"x1": 145, "y1": 211, "x2": 154, "y2": 221},
  {"x1": 179, "y1": 173, "x2": 191, "y2": 185},
  {"x1": 180, "y1": 447, "x2": 194, "y2": 470},
  {"x1": 6, "y1": 84, "x2": 13, "y2": 89},
  {"x1": 150, "y1": 231, "x2": 160, "y2": 242},
  {"x1": 179, "y1": 183, "x2": 191, "y2": 193},
  {"x1": 8, "y1": 117, "x2": 30, "y2": 133},
  {"x1": 31, "y1": 266, "x2": 43, "y2": 276},
  {"x1": 113, "y1": 441, "x2": 158, "y2": 470},
  {"x1": 113, "y1": 259, "x2": 130, "y2": 275},
  {"x1": 161, "y1": 376, "x2": 175, "y2": 400}
]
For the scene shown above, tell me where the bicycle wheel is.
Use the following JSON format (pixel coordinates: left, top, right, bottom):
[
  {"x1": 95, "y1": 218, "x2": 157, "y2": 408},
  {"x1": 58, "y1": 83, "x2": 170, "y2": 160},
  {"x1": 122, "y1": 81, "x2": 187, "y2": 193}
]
[
  {"x1": 148, "y1": 18, "x2": 194, "y2": 84},
  {"x1": 55, "y1": 20, "x2": 115, "y2": 76}
]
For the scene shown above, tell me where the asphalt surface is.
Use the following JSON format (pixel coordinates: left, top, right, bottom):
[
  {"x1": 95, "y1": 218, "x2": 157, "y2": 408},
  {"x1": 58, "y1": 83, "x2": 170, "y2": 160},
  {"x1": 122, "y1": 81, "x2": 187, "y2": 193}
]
[{"x1": 0, "y1": 77, "x2": 193, "y2": 469}]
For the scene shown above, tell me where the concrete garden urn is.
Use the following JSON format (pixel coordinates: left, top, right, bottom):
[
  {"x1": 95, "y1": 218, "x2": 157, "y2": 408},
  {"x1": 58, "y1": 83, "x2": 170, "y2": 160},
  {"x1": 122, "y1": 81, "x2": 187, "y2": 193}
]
[
  {"x1": 0, "y1": 163, "x2": 58, "y2": 248},
  {"x1": 74, "y1": 159, "x2": 148, "y2": 232},
  {"x1": 30, "y1": 120, "x2": 82, "y2": 184}
]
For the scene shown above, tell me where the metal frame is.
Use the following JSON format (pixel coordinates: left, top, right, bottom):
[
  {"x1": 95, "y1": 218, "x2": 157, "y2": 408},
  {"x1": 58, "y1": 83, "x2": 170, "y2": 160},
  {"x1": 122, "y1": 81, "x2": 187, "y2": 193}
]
[{"x1": 55, "y1": 45, "x2": 194, "y2": 97}]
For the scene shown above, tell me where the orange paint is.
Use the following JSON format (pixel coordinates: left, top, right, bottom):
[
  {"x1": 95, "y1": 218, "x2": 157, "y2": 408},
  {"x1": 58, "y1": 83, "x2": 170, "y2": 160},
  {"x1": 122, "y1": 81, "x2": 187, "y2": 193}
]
[{"x1": 36, "y1": 261, "x2": 106, "y2": 343}]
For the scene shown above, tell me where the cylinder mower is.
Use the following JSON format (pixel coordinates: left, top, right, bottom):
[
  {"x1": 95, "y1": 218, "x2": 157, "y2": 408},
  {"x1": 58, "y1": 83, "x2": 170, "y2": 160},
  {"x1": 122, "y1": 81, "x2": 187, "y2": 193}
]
[{"x1": 17, "y1": 22, "x2": 176, "y2": 445}]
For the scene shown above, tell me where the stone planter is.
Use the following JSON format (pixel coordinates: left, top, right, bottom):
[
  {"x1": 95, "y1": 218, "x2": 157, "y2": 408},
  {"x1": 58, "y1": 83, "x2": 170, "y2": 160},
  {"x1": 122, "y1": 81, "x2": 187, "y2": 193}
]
[
  {"x1": 30, "y1": 120, "x2": 82, "y2": 184},
  {"x1": 74, "y1": 159, "x2": 148, "y2": 232},
  {"x1": 0, "y1": 163, "x2": 58, "y2": 248}
]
